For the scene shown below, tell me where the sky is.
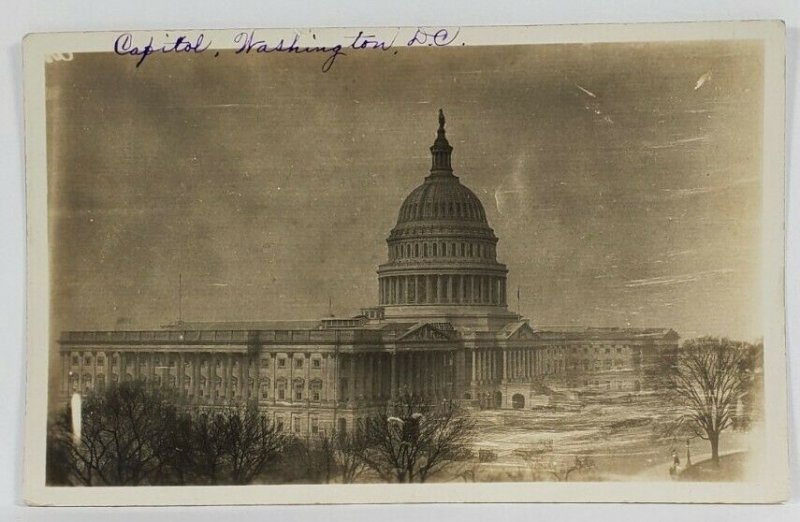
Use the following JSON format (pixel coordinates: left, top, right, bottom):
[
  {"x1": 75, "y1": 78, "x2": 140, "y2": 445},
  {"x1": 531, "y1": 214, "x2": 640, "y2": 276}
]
[{"x1": 46, "y1": 39, "x2": 764, "y2": 343}]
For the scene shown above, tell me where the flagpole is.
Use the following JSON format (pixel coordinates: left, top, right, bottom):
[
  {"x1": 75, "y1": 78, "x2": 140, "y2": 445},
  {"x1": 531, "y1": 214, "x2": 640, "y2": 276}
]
[{"x1": 178, "y1": 272, "x2": 183, "y2": 324}]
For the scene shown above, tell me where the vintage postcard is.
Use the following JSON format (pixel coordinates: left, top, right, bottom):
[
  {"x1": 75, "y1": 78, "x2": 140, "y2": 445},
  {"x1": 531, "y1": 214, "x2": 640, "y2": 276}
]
[{"x1": 23, "y1": 21, "x2": 788, "y2": 505}]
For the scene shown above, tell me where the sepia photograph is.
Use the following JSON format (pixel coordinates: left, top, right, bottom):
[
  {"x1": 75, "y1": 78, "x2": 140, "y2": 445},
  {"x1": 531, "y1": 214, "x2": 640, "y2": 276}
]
[{"x1": 22, "y1": 22, "x2": 788, "y2": 505}]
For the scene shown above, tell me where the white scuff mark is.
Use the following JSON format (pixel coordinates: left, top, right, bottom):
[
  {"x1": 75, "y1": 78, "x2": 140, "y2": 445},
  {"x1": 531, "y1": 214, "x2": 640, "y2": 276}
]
[
  {"x1": 645, "y1": 135, "x2": 708, "y2": 149},
  {"x1": 694, "y1": 71, "x2": 712, "y2": 90},
  {"x1": 665, "y1": 249, "x2": 697, "y2": 258},
  {"x1": 624, "y1": 268, "x2": 735, "y2": 288},
  {"x1": 575, "y1": 84, "x2": 596, "y2": 98},
  {"x1": 659, "y1": 177, "x2": 758, "y2": 199},
  {"x1": 71, "y1": 392, "x2": 82, "y2": 445},
  {"x1": 211, "y1": 283, "x2": 228, "y2": 287}
]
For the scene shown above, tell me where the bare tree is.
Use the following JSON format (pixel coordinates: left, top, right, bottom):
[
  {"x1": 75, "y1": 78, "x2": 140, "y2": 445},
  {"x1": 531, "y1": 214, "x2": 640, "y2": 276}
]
[
  {"x1": 667, "y1": 337, "x2": 754, "y2": 466},
  {"x1": 215, "y1": 405, "x2": 287, "y2": 484},
  {"x1": 328, "y1": 429, "x2": 371, "y2": 483},
  {"x1": 50, "y1": 381, "x2": 182, "y2": 486},
  {"x1": 362, "y1": 394, "x2": 476, "y2": 483},
  {"x1": 186, "y1": 411, "x2": 228, "y2": 484}
]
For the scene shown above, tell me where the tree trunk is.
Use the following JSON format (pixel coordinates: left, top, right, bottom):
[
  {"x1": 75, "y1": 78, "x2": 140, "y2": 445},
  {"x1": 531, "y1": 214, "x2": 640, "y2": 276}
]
[{"x1": 709, "y1": 432, "x2": 720, "y2": 467}]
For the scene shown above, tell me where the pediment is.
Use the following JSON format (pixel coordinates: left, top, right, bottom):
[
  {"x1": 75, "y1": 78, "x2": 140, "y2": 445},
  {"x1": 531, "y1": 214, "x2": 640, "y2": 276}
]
[
  {"x1": 500, "y1": 321, "x2": 539, "y2": 341},
  {"x1": 397, "y1": 323, "x2": 452, "y2": 342}
]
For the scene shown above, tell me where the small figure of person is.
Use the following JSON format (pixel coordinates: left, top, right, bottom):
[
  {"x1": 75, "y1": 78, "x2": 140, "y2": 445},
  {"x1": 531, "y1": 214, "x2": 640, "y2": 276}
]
[{"x1": 672, "y1": 449, "x2": 680, "y2": 468}]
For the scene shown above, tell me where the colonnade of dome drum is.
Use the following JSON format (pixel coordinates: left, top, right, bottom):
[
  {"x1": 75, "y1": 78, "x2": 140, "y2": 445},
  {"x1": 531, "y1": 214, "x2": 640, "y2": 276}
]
[{"x1": 379, "y1": 273, "x2": 507, "y2": 306}]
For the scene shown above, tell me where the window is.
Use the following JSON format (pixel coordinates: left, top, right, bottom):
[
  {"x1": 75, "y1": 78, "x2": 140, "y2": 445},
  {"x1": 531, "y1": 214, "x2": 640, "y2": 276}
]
[
  {"x1": 311, "y1": 417, "x2": 319, "y2": 434},
  {"x1": 169, "y1": 359, "x2": 175, "y2": 367},
  {"x1": 294, "y1": 379, "x2": 304, "y2": 400},
  {"x1": 310, "y1": 379, "x2": 322, "y2": 401},
  {"x1": 261, "y1": 383, "x2": 269, "y2": 399},
  {"x1": 278, "y1": 358, "x2": 286, "y2": 368},
  {"x1": 276, "y1": 418, "x2": 284, "y2": 432},
  {"x1": 616, "y1": 347, "x2": 622, "y2": 353},
  {"x1": 294, "y1": 358, "x2": 304, "y2": 369},
  {"x1": 72, "y1": 355, "x2": 79, "y2": 365},
  {"x1": 293, "y1": 417, "x2": 301, "y2": 433},
  {"x1": 84, "y1": 356, "x2": 92, "y2": 365},
  {"x1": 260, "y1": 358, "x2": 269, "y2": 368},
  {"x1": 312, "y1": 358, "x2": 321, "y2": 369},
  {"x1": 97, "y1": 356, "x2": 105, "y2": 366},
  {"x1": 605, "y1": 348, "x2": 610, "y2": 354},
  {"x1": 277, "y1": 378, "x2": 287, "y2": 400}
]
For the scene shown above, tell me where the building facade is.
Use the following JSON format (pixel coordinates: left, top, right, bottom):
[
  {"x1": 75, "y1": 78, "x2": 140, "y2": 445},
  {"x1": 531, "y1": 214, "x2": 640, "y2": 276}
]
[{"x1": 57, "y1": 111, "x2": 679, "y2": 435}]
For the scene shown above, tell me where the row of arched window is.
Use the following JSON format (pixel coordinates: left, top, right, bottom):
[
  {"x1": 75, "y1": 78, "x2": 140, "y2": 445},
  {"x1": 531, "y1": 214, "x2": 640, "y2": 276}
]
[
  {"x1": 390, "y1": 240, "x2": 495, "y2": 261},
  {"x1": 399, "y1": 199, "x2": 485, "y2": 222},
  {"x1": 71, "y1": 371, "x2": 326, "y2": 402}
]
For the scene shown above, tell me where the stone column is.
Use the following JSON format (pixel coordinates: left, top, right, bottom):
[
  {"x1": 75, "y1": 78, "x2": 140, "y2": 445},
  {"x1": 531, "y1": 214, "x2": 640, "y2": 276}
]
[
  {"x1": 191, "y1": 354, "x2": 199, "y2": 402},
  {"x1": 471, "y1": 350, "x2": 476, "y2": 384},
  {"x1": 102, "y1": 352, "x2": 110, "y2": 390},
  {"x1": 349, "y1": 354, "x2": 356, "y2": 405},
  {"x1": 390, "y1": 352, "x2": 397, "y2": 399},
  {"x1": 240, "y1": 353, "x2": 247, "y2": 399},
  {"x1": 447, "y1": 275, "x2": 453, "y2": 303},
  {"x1": 175, "y1": 352, "x2": 183, "y2": 394}
]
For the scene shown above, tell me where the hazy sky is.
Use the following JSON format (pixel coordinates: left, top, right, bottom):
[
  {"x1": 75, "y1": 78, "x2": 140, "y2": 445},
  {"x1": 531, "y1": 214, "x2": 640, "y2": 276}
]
[{"x1": 47, "y1": 40, "x2": 764, "y2": 341}]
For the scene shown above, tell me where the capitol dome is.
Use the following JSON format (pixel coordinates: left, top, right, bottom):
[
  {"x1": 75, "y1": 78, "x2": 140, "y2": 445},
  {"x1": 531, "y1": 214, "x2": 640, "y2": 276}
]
[
  {"x1": 396, "y1": 172, "x2": 488, "y2": 225},
  {"x1": 376, "y1": 110, "x2": 517, "y2": 330}
]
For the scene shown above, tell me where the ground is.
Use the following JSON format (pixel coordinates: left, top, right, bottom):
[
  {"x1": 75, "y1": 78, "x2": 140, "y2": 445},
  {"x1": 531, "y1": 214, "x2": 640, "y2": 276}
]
[{"x1": 439, "y1": 392, "x2": 749, "y2": 482}]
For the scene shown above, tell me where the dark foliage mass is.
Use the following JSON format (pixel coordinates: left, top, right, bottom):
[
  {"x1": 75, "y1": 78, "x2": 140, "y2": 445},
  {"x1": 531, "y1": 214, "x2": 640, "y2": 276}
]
[
  {"x1": 47, "y1": 381, "x2": 287, "y2": 486},
  {"x1": 47, "y1": 385, "x2": 476, "y2": 486}
]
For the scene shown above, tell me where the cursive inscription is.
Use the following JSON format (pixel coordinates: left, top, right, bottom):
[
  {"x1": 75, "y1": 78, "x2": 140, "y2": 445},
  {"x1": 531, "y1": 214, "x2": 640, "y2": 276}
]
[
  {"x1": 233, "y1": 31, "x2": 347, "y2": 73},
  {"x1": 113, "y1": 28, "x2": 461, "y2": 72},
  {"x1": 114, "y1": 33, "x2": 212, "y2": 67}
]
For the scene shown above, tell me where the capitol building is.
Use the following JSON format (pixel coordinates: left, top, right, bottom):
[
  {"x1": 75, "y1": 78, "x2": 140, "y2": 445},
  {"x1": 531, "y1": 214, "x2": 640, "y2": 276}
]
[{"x1": 56, "y1": 111, "x2": 679, "y2": 436}]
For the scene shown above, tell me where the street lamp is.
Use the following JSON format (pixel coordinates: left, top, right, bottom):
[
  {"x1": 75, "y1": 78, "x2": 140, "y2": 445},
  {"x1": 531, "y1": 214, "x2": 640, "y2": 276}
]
[{"x1": 686, "y1": 439, "x2": 692, "y2": 466}]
